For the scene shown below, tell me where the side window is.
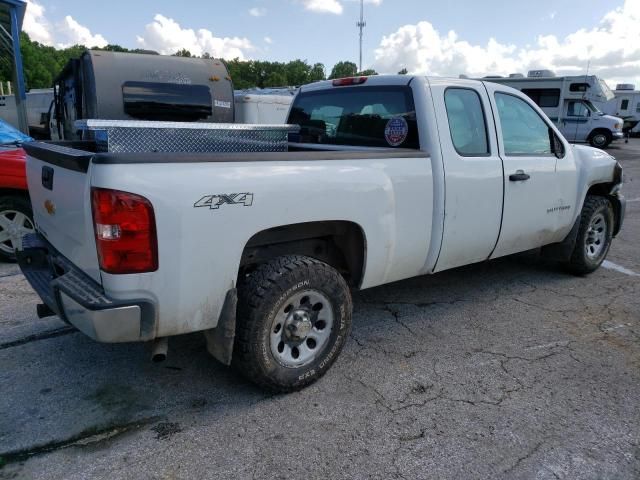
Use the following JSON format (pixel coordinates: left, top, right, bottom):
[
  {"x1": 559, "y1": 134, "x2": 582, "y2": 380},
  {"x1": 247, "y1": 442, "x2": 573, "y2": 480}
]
[
  {"x1": 521, "y1": 88, "x2": 560, "y2": 108},
  {"x1": 620, "y1": 99, "x2": 629, "y2": 111},
  {"x1": 567, "y1": 101, "x2": 589, "y2": 117},
  {"x1": 636, "y1": 102, "x2": 640, "y2": 113},
  {"x1": 494, "y1": 93, "x2": 553, "y2": 156},
  {"x1": 444, "y1": 88, "x2": 489, "y2": 156},
  {"x1": 569, "y1": 83, "x2": 589, "y2": 93}
]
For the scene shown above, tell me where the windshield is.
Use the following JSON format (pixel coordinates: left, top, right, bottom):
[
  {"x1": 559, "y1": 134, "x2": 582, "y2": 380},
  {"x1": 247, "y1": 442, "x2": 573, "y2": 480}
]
[{"x1": 584, "y1": 100, "x2": 603, "y2": 114}]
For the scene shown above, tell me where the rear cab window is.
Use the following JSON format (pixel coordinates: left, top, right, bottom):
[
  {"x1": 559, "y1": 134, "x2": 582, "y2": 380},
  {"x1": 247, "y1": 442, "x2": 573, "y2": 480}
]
[{"x1": 287, "y1": 86, "x2": 419, "y2": 149}]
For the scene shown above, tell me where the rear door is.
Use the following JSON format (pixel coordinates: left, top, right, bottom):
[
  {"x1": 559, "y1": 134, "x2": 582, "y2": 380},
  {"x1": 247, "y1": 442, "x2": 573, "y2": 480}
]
[
  {"x1": 484, "y1": 83, "x2": 572, "y2": 258},
  {"x1": 429, "y1": 79, "x2": 504, "y2": 272}
]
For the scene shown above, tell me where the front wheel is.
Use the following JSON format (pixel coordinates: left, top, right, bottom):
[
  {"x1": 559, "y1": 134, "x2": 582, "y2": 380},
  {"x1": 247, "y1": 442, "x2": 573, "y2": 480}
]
[
  {"x1": 233, "y1": 255, "x2": 352, "y2": 392},
  {"x1": 0, "y1": 196, "x2": 35, "y2": 262},
  {"x1": 589, "y1": 131, "x2": 612, "y2": 149},
  {"x1": 564, "y1": 196, "x2": 613, "y2": 275}
]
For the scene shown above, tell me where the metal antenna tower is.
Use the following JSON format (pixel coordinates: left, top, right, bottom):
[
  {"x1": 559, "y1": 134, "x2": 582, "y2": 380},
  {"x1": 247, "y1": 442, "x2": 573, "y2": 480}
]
[{"x1": 356, "y1": 0, "x2": 366, "y2": 72}]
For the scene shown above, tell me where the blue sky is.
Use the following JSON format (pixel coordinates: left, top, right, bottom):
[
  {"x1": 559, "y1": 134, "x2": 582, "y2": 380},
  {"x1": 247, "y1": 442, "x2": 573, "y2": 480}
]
[{"x1": 23, "y1": 0, "x2": 640, "y2": 86}]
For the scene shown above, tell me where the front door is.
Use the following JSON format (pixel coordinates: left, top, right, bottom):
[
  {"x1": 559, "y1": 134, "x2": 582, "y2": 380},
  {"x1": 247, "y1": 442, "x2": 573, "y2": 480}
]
[
  {"x1": 562, "y1": 100, "x2": 591, "y2": 142},
  {"x1": 485, "y1": 84, "x2": 571, "y2": 258}
]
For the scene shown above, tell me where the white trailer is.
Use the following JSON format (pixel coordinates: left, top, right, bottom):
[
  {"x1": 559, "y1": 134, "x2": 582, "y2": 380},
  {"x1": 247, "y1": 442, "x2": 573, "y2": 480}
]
[
  {"x1": 234, "y1": 88, "x2": 296, "y2": 124},
  {"x1": 481, "y1": 71, "x2": 623, "y2": 148},
  {"x1": 601, "y1": 84, "x2": 640, "y2": 134},
  {"x1": 0, "y1": 88, "x2": 53, "y2": 138}
]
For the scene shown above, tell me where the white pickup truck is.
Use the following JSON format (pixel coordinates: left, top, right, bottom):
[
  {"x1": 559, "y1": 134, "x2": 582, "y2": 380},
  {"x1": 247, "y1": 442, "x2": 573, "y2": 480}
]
[{"x1": 17, "y1": 75, "x2": 625, "y2": 391}]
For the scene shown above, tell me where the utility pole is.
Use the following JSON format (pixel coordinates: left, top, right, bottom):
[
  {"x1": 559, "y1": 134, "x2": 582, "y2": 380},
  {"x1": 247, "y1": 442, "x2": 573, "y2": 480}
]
[{"x1": 356, "y1": 0, "x2": 366, "y2": 73}]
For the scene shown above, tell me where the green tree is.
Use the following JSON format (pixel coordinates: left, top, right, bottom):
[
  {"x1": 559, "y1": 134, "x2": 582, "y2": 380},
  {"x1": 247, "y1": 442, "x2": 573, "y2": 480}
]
[
  {"x1": 309, "y1": 63, "x2": 326, "y2": 82},
  {"x1": 285, "y1": 59, "x2": 310, "y2": 86},
  {"x1": 398, "y1": 68, "x2": 408, "y2": 75},
  {"x1": 358, "y1": 69, "x2": 378, "y2": 76},
  {"x1": 329, "y1": 61, "x2": 357, "y2": 79},
  {"x1": 174, "y1": 48, "x2": 192, "y2": 57}
]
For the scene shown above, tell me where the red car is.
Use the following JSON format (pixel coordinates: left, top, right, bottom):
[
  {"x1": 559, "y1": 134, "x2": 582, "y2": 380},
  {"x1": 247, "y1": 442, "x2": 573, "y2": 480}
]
[{"x1": 0, "y1": 145, "x2": 34, "y2": 261}]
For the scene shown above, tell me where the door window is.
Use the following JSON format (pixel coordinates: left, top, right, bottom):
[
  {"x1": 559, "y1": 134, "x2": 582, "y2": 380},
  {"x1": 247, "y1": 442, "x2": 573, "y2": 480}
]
[
  {"x1": 494, "y1": 93, "x2": 553, "y2": 155},
  {"x1": 567, "y1": 101, "x2": 590, "y2": 117},
  {"x1": 444, "y1": 88, "x2": 489, "y2": 156},
  {"x1": 620, "y1": 99, "x2": 629, "y2": 111}
]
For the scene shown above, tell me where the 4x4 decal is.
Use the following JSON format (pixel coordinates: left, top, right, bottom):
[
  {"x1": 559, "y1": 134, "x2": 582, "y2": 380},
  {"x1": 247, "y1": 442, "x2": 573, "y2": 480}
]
[{"x1": 194, "y1": 193, "x2": 254, "y2": 210}]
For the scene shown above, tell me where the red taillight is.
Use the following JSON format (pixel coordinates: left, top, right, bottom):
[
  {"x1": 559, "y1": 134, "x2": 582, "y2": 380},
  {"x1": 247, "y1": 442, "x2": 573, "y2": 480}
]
[
  {"x1": 91, "y1": 187, "x2": 158, "y2": 274},
  {"x1": 332, "y1": 76, "x2": 368, "y2": 86}
]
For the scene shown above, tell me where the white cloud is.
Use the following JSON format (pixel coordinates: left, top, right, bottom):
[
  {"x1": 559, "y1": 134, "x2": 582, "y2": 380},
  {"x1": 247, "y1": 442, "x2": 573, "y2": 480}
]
[
  {"x1": 136, "y1": 14, "x2": 253, "y2": 59},
  {"x1": 23, "y1": 1, "x2": 108, "y2": 48},
  {"x1": 249, "y1": 7, "x2": 267, "y2": 17},
  {"x1": 58, "y1": 15, "x2": 108, "y2": 48},
  {"x1": 300, "y1": 0, "x2": 382, "y2": 14},
  {"x1": 23, "y1": 0, "x2": 52, "y2": 45},
  {"x1": 373, "y1": 0, "x2": 640, "y2": 88},
  {"x1": 549, "y1": 11, "x2": 557, "y2": 20},
  {"x1": 301, "y1": 0, "x2": 343, "y2": 14},
  {"x1": 264, "y1": 36, "x2": 273, "y2": 44}
]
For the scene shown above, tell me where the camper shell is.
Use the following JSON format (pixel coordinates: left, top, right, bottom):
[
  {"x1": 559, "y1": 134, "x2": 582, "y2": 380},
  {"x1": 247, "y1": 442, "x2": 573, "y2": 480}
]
[
  {"x1": 51, "y1": 50, "x2": 234, "y2": 141},
  {"x1": 480, "y1": 70, "x2": 623, "y2": 148}
]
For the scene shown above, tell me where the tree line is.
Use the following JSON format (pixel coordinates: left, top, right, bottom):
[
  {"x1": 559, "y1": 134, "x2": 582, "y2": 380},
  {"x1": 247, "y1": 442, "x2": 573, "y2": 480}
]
[{"x1": 0, "y1": 33, "x2": 387, "y2": 91}]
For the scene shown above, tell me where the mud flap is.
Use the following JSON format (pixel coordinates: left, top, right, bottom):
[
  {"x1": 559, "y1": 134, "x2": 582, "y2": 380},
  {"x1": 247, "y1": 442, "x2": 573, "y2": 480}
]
[
  {"x1": 204, "y1": 288, "x2": 237, "y2": 365},
  {"x1": 541, "y1": 216, "x2": 581, "y2": 261}
]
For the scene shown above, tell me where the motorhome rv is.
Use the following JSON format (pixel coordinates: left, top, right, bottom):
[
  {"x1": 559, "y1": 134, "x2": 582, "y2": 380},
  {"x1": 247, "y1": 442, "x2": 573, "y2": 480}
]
[
  {"x1": 481, "y1": 70, "x2": 623, "y2": 148},
  {"x1": 601, "y1": 84, "x2": 640, "y2": 135}
]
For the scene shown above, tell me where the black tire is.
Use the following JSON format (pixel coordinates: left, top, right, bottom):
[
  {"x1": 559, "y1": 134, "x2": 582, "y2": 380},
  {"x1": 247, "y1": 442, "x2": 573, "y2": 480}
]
[
  {"x1": 565, "y1": 196, "x2": 613, "y2": 275},
  {"x1": 0, "y1": 195, "x2": 34, "y2": 263},
  {"x1": 233, "y1": 255, "x2": 352, "y2": 392},
  {"x1": 589, "y1": 130, "x2": 612, "y2": 149}
]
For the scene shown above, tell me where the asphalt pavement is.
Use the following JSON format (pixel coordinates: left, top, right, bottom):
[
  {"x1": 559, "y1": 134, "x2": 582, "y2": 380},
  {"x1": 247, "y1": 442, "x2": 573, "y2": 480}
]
[{"x1": 1, "y1": 140, "x2": 639, "y2": 479}]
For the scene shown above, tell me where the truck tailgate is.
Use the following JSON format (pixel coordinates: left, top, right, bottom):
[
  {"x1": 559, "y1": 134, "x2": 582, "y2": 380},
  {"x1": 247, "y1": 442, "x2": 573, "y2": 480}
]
[{"x1": 23, "y1": 143, "x2": 102, "y2": 283}]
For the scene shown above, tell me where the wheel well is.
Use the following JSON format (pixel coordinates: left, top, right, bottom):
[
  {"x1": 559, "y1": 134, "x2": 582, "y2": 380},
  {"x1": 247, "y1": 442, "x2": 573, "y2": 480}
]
[
  {"x1": 239, "y1": 221, "x2": 366, "y2": 288},
  {"x1": 588, "y1": 128, "x2": 612, "y2": 140},
  {"x1": 0, "y1": 188, "x2": 30, "y2": 201},
  {"x1": 585, "y1": 185, "x2": 623, "y2": 236}
]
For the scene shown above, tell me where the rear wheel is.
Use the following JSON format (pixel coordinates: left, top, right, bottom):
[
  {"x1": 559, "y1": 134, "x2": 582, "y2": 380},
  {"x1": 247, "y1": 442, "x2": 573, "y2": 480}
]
[
  {"x1": 0, "y1": 196, "x2": 35, "y2": 262},
  {"x1": 564, "y1": 196, "x2": 613, "y2": 275},
  {"x1": 589, "y1": 131, "x2": 612, "y2": 149},
  {"x1": 233, "y1": 255, "x2": 352, "y2": 392}
]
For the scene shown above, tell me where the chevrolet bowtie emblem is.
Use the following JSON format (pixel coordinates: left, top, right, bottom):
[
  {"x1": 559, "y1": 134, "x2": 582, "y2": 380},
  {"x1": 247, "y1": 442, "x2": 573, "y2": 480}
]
[{"x1": 44, "y1": 199, "x2": 56, "y2": 215}]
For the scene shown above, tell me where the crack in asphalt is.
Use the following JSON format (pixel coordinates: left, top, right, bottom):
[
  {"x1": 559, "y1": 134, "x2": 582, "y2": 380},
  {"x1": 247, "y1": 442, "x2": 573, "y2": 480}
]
[
  {"x1": 0, "y1": 416, "x2": 162, "y2": 465},
  {"x1": 0, "y1": 326, "x2": 77, "y2": 351},
  {"x1": 502, "y1": 441, "x2": 544, "y2": 474}
]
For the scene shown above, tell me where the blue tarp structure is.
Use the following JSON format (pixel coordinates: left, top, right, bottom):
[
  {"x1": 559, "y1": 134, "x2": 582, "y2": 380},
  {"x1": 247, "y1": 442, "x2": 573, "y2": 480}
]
[
  {"x1": 0, "y1": 117, "x2": 31, "y2": 144},
  {"x1": 0, "y1": 0, "x2": 28, "y2": 134}
]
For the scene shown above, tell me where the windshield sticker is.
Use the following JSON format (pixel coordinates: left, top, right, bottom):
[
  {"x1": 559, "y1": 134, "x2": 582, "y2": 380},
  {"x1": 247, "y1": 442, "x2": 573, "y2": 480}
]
[{"x1": 384, "y1": 117, "x2": 408, "y2": 146}]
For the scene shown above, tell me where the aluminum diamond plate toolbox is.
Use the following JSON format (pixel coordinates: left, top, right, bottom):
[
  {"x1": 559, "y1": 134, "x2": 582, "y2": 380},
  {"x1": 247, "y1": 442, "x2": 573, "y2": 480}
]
[{"x1": 75, "y1": 119, "x2": 300, "y2": 153}]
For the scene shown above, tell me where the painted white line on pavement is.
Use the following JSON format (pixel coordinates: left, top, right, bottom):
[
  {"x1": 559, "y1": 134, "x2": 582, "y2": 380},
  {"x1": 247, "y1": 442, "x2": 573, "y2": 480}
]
[
  {"x1": 627, "y1": 198, "x2": 640, "y2": 203},
  {"x1": 602, "y1": 260, "x2": 640, "y2": 277}
]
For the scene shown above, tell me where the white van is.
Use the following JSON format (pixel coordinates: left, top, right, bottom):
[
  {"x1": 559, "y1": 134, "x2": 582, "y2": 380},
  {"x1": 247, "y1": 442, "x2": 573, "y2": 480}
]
[{"x1": 481, "y1": 71, "x2": 623, "y2": 148}]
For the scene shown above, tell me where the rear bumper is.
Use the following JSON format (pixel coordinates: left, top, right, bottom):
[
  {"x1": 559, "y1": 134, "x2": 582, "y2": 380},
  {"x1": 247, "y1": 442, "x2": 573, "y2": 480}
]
[{"x1": 17, "y1": 233, "x2": 155, "y2": 343}]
